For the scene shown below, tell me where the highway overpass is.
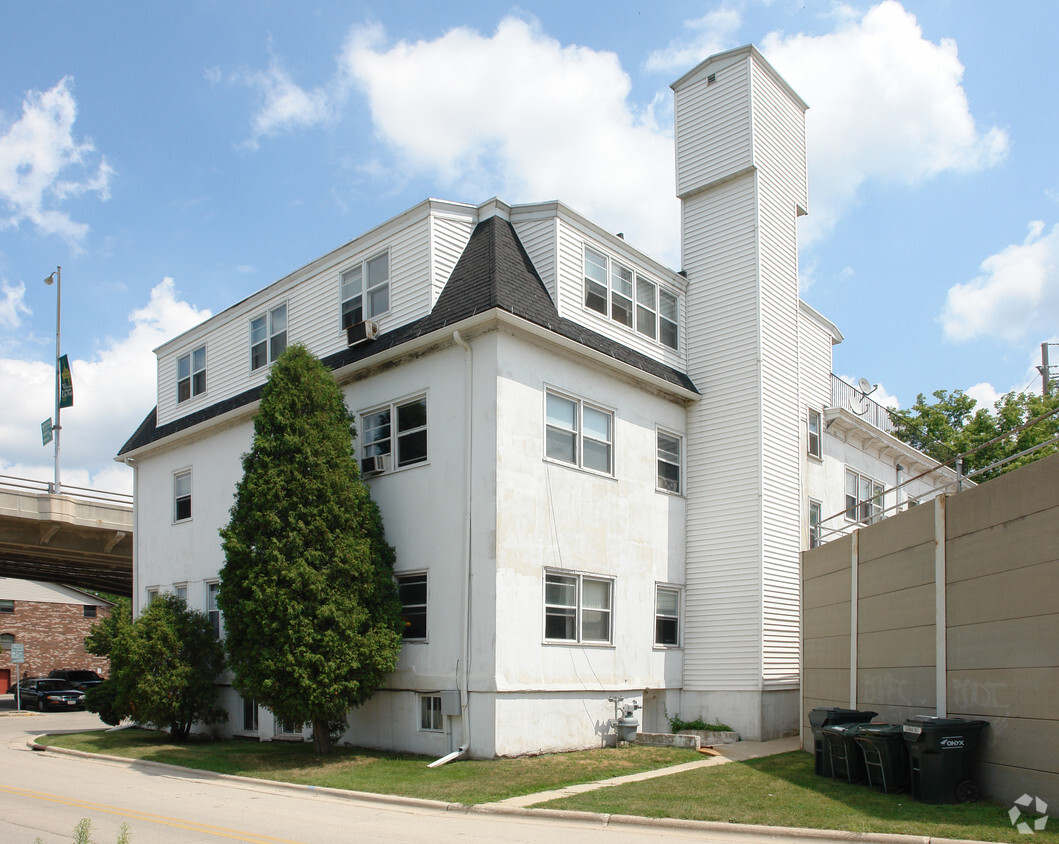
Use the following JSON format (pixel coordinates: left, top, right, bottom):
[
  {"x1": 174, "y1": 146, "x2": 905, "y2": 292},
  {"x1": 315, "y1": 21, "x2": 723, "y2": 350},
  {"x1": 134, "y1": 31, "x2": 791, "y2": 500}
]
[{"x1": 0, "y1": 476, "x2": 132, "y2": 596}]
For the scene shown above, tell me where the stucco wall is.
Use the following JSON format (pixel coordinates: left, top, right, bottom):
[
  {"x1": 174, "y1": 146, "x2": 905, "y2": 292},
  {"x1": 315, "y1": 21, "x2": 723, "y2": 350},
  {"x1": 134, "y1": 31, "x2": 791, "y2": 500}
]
[{"x1": 802, "y1": 451, "x2": 1059, "y2": 806}]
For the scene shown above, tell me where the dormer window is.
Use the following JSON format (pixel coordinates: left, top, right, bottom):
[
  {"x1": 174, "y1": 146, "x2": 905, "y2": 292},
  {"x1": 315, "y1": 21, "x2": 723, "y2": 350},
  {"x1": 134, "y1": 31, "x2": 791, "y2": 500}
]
[
  {"x1": 583, "y1": 244, "x2": 679, "y2": 351},
  {"x1": 176, "y1": 345, "x2": 206, "y2": 404},
  {"x1": 250, "y1": 304, "x2": 287, "y2": 371},
  {"x1": 341, "y1": 251, "x2": 390, "y2": 329}
]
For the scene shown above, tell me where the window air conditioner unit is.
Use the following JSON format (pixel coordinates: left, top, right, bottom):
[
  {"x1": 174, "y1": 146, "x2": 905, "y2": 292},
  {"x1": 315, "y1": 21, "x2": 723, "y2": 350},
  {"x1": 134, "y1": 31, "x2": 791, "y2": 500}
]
[
  {"x1": 361, "y1": 454, "x2": 389, "y2": 476},
  {"x1": 346, "y1": 319, "x2": 380, "y2": 347}
]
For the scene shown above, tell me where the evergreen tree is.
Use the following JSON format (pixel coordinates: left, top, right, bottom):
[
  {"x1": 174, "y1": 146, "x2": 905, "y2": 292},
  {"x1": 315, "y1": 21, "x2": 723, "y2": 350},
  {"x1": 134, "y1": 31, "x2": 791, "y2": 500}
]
[
  {"x1": 218, "y1": 344, "x2": 403, "y2": 754},
  {"x1": 85, "y1": 595, "x2": 226, "y2": 740},
  {"x1": 890, "y1": 385, "x2": 1059, "y2": 482}
]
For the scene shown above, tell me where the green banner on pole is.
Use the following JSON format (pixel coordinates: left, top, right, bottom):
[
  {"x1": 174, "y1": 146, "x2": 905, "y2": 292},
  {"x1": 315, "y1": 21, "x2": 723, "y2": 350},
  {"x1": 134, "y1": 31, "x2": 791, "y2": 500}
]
[
  {"x1": 41, "y1": 418, "x2": 53, "y2": 446},
  {"x1": 58, "y1": 354, "x2": 74, "y2": 408}
]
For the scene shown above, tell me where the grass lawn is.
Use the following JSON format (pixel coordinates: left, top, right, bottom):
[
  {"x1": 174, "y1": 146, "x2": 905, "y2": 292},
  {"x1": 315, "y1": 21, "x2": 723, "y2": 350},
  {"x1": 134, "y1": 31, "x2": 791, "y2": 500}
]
[
  {"x1": 38, "y1": 732, "x2": 1055, "y2": 843},
  {"x1": 37, "y1": 729, "x2": 697, "y2": 805},
  {"x1": 538, "y1": 751, "x2": 1058, "y2": 844}
]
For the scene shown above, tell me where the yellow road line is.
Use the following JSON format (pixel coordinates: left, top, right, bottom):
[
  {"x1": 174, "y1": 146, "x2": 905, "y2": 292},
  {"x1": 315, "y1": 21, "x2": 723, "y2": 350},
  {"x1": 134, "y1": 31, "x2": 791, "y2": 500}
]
[{"x1": 0, "y1": 783, "x2": 306, "y2": 843}]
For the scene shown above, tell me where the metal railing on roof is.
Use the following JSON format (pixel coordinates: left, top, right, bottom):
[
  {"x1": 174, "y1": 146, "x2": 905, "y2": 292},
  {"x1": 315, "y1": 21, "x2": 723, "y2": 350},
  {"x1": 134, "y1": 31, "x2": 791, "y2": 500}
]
[{"x1": 830, "y1": 374, "x2": 895, "y2": 433}]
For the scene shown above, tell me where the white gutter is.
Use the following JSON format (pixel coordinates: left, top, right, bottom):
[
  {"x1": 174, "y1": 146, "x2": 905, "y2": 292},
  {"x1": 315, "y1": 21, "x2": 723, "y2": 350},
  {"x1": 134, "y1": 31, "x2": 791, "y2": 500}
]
[{"x1": 429, "y1": 329, "x2": 474, "y2": 767}]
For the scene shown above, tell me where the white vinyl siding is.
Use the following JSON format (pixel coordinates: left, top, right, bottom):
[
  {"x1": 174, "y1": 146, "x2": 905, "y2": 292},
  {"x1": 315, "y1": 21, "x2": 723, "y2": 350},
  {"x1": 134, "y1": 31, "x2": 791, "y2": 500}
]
[
  {"x1": 512, "y1": 215, "x2": 558, "y2": 304},
  {"x1": 154, "y1": 202, "x2": 468, "y2": 428}
]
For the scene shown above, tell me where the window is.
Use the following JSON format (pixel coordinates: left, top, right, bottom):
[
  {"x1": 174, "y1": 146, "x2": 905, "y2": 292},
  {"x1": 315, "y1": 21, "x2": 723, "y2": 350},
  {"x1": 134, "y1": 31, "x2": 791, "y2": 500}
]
[
  {"x1": 419, "y1": 694, "x2": 443, "y2": 731},
  {"x1": 250, "y1": 303, "x2": 287, "y2": 371},
  {"x1": 0, "y1": 600, "x2": 12, "y2": 614},
  {"x1": 807, "y1": 409, "x2": 822, "y2": 458},
  {"x1": 0, "y1": 634, "x2": 12, "y2": 650},
  {"x1": 175, "y1": 584, "x2": 187, "y2": 603},
  {"x1": 341, "y1": 251, "x2": 390, "y2": 328},
  {"x1": 145, "y1": 588, "x2": 158, "y2": 607},
  {"x1": 176, "y1": 345, "x2": 206, "y2": 404},
  {"x1": 242, "y1": 697, "x2": 259, "y2": 732},
  {"x1": 845, "y1": 469, "x2": 884, "y2": 523},
  {"x1": 207, "y1": 582, "x2": 221, "y2": 638},
  {"x1": 276, "y1": 719, "x2": 302, "y2": 736},
  {"x1": 655, "y1": 586, "x2": 681, "y2": 647},
  {"x1": 657, "y1": 430, "x2": 682, "y2": 493},
  {"x1": 545, "y1": 391, "x2": 613, "y2": 475},
  {"x1": 174, "y1": 470, "x2": 191, "y2": 522},
  {"x1": 544, "y1": 571, "x2": 613, "y2": 644},
  {"x1": 582, "y1": 245, "x2": 678, "y2": 350},
  {"x1": 83, "y1": 605, "x2": 97, "y2": 619},
  {"x1": 397, "y1": 573, "x2": 427, "y2": 640},
  {"x1": 809, "y1": 500, "x2": 822, "y2": 549},
  {"x1": 361, "y1": 396, "x2": 428, "y2": 471}
]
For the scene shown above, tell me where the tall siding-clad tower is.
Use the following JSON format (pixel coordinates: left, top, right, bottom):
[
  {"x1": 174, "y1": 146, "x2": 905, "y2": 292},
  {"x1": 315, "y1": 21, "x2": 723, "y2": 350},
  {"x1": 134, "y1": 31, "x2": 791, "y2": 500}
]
[{"x1": 672, "y1": 46, "x2": 808, "y2": 740}]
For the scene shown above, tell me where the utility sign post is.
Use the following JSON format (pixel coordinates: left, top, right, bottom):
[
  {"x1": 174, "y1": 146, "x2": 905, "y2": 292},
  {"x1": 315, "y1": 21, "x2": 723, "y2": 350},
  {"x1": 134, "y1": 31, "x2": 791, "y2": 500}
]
[
  {"x1": 41, "y1": 419, "x2": 53, "y2": 446},
  {"x1": 11, "y1": 643, "x2": 24, "y2": 711}
]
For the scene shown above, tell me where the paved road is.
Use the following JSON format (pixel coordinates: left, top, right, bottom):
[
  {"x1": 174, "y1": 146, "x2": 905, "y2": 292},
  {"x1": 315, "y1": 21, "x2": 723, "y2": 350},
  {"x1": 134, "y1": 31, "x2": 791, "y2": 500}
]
[{"x1": 0, "y1": 702, "x2": 857, "y2": 844}]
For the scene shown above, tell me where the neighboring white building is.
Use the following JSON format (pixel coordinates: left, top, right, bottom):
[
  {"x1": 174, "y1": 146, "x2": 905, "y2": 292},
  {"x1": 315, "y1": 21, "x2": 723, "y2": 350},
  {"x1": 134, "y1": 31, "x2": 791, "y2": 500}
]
[{"x1": 118, "y1": 45, "x2": 954, "y2": 756}]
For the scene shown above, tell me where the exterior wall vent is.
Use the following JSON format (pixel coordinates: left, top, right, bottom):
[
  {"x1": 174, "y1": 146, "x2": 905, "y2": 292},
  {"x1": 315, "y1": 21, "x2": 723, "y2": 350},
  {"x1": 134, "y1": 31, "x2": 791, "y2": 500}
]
[{"x1": 707, "y1": 73, "x2": 717, "y2": 85}]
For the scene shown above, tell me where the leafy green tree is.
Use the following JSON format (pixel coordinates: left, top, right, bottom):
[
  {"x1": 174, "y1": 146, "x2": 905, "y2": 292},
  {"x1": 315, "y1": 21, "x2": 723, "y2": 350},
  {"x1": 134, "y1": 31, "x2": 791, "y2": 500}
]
[
  {"x1": 218, "y1": 344, "x2": 403, "y2": 754},
  {"x1": 84, "y1": 595, "x2": 226, "y2": 740},
  {"x1": 890, "y1": 385, "x2": 1059, "y2": 482}
]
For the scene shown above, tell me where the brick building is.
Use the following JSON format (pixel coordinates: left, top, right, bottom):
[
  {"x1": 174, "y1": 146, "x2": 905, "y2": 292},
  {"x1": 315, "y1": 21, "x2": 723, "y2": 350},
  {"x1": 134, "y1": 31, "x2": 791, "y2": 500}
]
[{"x1": 0, "y1": 578, "x2": 113, "y2": 693}]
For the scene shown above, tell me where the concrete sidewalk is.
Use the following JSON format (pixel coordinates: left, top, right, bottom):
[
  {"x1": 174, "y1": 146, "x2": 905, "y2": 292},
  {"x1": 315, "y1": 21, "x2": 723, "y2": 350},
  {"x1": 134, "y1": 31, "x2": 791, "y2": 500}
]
[{"x1": 485, "y1": 735, "x2": 802, "y2": 808}]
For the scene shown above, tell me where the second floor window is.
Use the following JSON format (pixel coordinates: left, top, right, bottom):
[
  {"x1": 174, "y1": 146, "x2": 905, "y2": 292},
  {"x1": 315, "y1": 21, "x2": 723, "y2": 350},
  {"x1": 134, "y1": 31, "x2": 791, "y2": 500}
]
[
  {"x1": 176, "y1": 346, "x2": 206, "y2": 404},
  {"x1": 207, "y1": 582, "x2": 221, "y2": 638},
  {"x1": 396, "y1": 573, "x2": 427, "y2": 640},
  {"x1": 173, "y1": 470, "x2": 191, "y2": 522},
  {"x1": 807, "y1": 409, "x2": 822, "y2": 458},
  {"x1": 809, "y1": 499, "x2": 822, "y2": 548},
  {"x1": 362, "y1": 396, "x2": 428, "y2": 472},
  {"x1": 845, "y1": 469, "x2": 883, "y2": 523},
  {"x1": 341, "y1": 251, "x2": 390, "y2": 328},
  {"x1": 657, "y1": 429, "x2": 682, "y2": 493},
  {"x1": 250, "y1": 304, "x2": 287, "y2": 371},
  {"x1": 545, "y1": 391, "x2": 613, "y2": 475}
]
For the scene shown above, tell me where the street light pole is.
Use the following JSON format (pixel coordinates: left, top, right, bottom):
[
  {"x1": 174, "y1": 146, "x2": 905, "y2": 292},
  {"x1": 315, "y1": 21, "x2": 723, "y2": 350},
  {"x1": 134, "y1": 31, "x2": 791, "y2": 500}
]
[{"x1": 44, "y1": 266, "x2": 61, "y2": 494}]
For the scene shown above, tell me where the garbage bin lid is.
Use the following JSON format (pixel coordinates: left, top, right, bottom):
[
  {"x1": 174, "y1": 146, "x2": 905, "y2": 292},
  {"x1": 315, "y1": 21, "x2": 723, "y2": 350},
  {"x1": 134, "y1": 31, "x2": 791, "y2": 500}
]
[
  {"x1": 904, "y1": 715, "x2": 988, "y2": 731},
  {"x1": 857, "y1": 723, "x2": 903, "y2": 737}
]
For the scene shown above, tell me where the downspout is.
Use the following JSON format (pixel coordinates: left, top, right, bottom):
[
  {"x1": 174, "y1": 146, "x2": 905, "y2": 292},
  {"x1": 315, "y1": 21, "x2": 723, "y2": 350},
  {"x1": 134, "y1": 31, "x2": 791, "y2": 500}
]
[{"x1": 429, "y1": 330, "x2": 473, "y2": 767}]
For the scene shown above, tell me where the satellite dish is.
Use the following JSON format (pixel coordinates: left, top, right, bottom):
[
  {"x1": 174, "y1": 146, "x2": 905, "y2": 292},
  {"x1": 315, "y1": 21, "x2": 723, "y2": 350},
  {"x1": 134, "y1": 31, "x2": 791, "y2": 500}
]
[{"x1": 857, "y1": 377, "x2": 875, "y2": 395}]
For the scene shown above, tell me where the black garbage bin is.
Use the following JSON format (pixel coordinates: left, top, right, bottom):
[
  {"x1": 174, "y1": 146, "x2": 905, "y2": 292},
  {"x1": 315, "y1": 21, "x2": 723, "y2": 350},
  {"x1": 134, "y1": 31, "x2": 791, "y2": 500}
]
[
  {"x1": 808, "y1": 708, "x2": 877, "y2": 778},
  {"x1": 854, "y1": 724, "x2": 909, "y2": 793},
  {"x1": 902, "y1": 716, "x2": 989, "y2": 803},
  {"x1": 822, "y1": 723, "x2": 869, "y2": 783}
]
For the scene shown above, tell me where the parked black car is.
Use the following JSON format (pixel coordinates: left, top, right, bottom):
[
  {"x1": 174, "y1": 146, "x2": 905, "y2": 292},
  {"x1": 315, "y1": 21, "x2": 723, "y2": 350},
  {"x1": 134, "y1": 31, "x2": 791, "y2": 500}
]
[
  {"x1": 47, "y1": 669, "x2": 104, "y2": 691},
  {"x1": 16, "y1": 677, "x2": 86, "y2": 711}
]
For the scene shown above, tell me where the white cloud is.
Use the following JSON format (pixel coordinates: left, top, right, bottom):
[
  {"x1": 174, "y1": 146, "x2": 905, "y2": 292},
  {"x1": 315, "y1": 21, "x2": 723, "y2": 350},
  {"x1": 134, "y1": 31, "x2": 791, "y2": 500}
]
[
  {"x1": 0, "y1": 278, "x2": 211, "y2": 494},
  {"x1": 965, "y1": 381, "x2": 1001, "y2": 409},
  {"x1": 0, "y1": 77, "x2": 113, "y2": 244},
  {"x1": 0, "y1": 281, "x2": 30, "y2": 328},
  {"x1": 340, "y1": 17, "x2": 679, "y2": 260},
  {"x1": 645, "y1": 8, "x2": 743, "y2": 73},
  {"x1": 760, "y1": 0, "x2": 1008, "y2": 244},
  {"x1": 940, "y1": 221, "x2": 1059, "y2": 343},
  {"x1": 239, "y1": 58, "x2": 333, "y2": 150}
]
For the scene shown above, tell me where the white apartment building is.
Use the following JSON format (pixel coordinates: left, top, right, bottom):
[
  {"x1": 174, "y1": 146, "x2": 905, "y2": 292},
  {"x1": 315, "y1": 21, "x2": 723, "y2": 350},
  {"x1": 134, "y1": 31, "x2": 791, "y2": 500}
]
[{"x1": 118, "y1": 45, "x2": 954, "y2": 757}]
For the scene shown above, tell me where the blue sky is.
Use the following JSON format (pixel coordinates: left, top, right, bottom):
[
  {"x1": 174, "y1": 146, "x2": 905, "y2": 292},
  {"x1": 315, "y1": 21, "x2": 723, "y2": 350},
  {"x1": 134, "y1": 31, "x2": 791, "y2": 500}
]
[{"x1": 2, "y1": 0, "x2": 1057, "y2": 493}]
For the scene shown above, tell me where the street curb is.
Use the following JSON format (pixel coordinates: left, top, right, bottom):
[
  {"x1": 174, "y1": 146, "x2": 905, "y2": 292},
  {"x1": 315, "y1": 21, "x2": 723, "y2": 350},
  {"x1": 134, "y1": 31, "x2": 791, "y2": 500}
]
[{"x1": 26, "y1": 738, "x2": 989, "y2": 844}]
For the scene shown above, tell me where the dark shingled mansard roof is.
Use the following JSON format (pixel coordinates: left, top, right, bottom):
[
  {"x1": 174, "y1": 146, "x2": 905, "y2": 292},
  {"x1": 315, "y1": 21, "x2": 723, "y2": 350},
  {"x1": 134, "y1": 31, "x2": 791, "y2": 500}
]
[{"x1": 119, "y1": 216, "x2": 697, "y2": 456}]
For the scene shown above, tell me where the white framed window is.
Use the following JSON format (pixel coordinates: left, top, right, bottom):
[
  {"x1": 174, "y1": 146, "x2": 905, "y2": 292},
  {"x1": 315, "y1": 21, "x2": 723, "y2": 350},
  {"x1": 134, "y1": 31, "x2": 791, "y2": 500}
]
[
  {"x1": 206, "y1": 581, "x2": 221, "y2": 638},
  {"x1": 544, "y1": 570, "x2": 613, "y2": 644},
  {"x1": 361, "y1": 395, "x2": 428, "y2": 473},
  {"x1": 145, "y1": 588, "x2": 159, "y2": 607},
  {"x1": 654, "y1": 585, "x2": 681, "y2": 647},
  {"x1": 173, "y1": 470, "x2": 191, "y2": 522},
  {"x1": 341, "y1": 251, "x2": 390, "y2": 328},
  {"x1": 545, "y1": 391, "x2": 613, "y2": 475},
  {"x1": 250, "y1": 303, "x2": 287, "y2": 371},
  {"x1": 807, "y1": 409, "x2": 822, "y2": 458},
  {"x1": 176, "y1": 345, "x2": 206, "y2": 404},
  {"x1": 582, "y1": 245, "x2": 679, "y2": 350},
  {"x1": 419, "y1": 694, "x2": 443, "y2": 732},
  {"x1": 174, "y1": 584, "x2": 188, "y2": 603},
  {"x1": 656, "y1": 429, "x2": 682, "y2": 493},
  {"x1": 845, "y1": 469, "x2": 884, "y2": 524},
  {"x1": 275, "y1": 718, "x2": 303, "y2": 736},
  {"x1": 396, "y1": 573, "x2": 427, "y2": 640},
  {"x1": 809, "y1": 499, "x2": 822, "y2": 549}
]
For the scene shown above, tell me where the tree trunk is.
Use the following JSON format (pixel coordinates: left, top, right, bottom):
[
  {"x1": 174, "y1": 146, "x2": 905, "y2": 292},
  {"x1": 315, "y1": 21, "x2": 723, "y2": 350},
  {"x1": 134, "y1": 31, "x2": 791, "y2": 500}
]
[{"x1": 312, "y1": 717, "x2": 332, "y2": 754}]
